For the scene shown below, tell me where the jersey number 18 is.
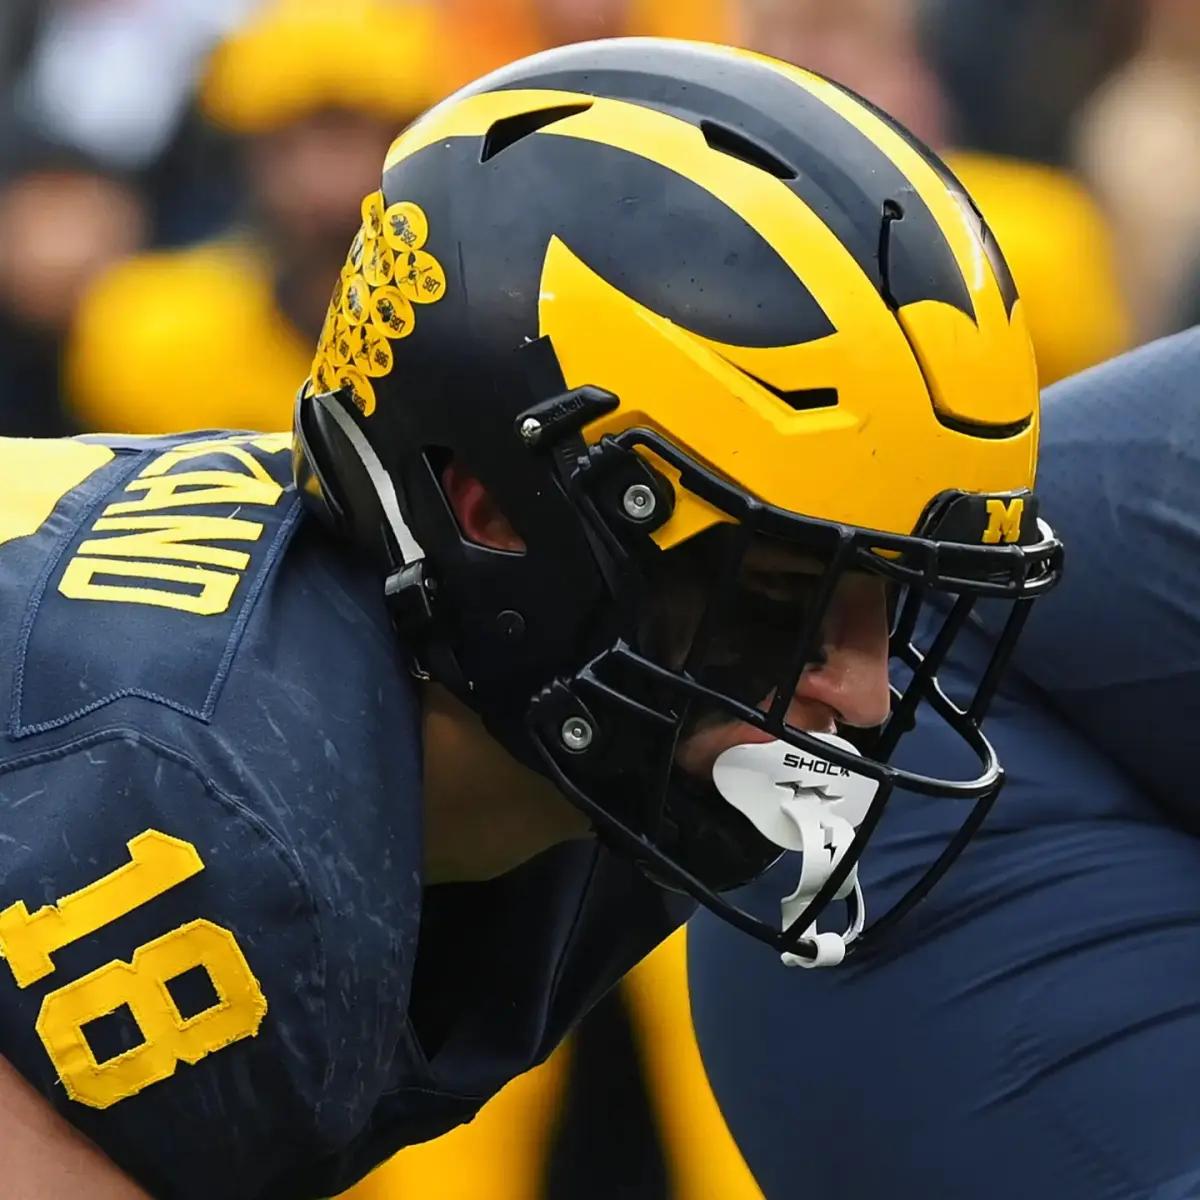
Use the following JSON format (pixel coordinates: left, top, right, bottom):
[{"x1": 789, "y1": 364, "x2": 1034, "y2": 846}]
[{"x1": 0, "y1": 830, "x2": 267, "y2": 1109}]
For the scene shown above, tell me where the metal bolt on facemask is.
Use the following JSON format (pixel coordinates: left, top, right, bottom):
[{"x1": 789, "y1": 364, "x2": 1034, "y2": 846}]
[{"x1": 560, "y1": 716, "x2": 595, "y2": 752}]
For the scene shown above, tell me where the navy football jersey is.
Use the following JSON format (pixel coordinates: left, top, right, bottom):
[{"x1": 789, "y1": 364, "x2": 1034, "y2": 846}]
[{"x1": 0, "y1": 431, "x2": 684, "y2": 1199}]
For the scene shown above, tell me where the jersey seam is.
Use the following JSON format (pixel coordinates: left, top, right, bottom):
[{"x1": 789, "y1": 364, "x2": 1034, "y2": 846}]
[
  {"x1": 8, "y1": 484, "x2": 303, "y2": 739},
  {"x1": 8, "y1": 451, "x2": 145, "y2": 737},
  {"x1": 202, "y1": 494, "x2": 302, "y2": 716}
]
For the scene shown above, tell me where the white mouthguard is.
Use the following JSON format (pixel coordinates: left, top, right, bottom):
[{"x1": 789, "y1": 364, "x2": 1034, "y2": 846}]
[{"x1": 712, "y1": 733, "x2": 879, "y2": 968}]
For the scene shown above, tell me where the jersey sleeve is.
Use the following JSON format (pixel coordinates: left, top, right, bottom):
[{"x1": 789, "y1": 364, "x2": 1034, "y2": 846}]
[{"x1": 0, "y1": 730, "x2": 334, "y2": 1200}]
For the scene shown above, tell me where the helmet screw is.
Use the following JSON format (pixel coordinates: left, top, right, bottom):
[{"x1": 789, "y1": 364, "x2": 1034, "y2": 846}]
[
  {"x1": 518, "y1": 416, "x2": 542, "y2": 445},
  {"x1": 496, "y1": 609, "x2": 526, "y2": 641},
  {"x1": 622, "y1": 483, "x2": 656, "y2": 521},
  {"x1": 560, "y1": 716, "x2": 594, "y2": 753}
]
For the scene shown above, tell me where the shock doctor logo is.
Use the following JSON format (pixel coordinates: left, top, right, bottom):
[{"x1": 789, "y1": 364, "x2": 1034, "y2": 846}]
[
  {"x1": 781, "y1": 753, "x2": 851, "y2": 777},
  {"x1": 309, "y1": 191, "x2": 447, "y2": 417}
]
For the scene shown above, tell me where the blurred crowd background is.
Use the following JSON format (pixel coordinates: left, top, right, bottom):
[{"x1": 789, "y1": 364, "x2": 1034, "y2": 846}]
[
  {"x1": 1, "y1": 1, "x2": 1195, "y2": 1197},
  {"x1": 1, "y1": 0, "x2": 1198, "y2": 447}
]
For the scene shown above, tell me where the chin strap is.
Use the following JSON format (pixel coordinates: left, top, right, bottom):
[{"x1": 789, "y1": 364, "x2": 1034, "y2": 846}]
[{"x1": 711, "y1": 733, "x2": 877, "y2": 969}]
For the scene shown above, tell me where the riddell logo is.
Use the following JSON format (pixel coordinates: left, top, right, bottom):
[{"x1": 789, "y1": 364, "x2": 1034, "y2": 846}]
[{"x1": 782, "y1": 754, "x2": 851, "y2": 776}]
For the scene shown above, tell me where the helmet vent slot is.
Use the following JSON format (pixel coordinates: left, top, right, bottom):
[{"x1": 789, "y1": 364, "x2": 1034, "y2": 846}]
[
  {"x1": 877, "y1": 198, "x2": 905, "y2": 311},
  {"x1": 700, "y1": 120, "x2": 797, "y2": 180},
  {"x1": 726, "y1": 360, "x2": 838, "y2": 412},
  {"x1": 480, "y1": 102, "x2": 593, "y2": 162}
]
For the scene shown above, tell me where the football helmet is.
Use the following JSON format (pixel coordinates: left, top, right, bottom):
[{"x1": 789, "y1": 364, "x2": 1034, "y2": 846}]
[{"x1": 293, "y1": 38, "x2": 1062, "y2": 965}]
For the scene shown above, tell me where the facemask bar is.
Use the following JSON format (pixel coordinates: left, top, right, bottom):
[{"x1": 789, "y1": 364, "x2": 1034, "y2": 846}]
[
  {"x1": 581, "y1": 428, "x2": 1058, "y2": 798},
  {"x1": 526, "y1": 590, "x2": 1025, "y2": 965},
  {"x1": 530, "y1": 600, "x2": 998, "y2": 964},
  {"x1": 524, "y1": 424, "x2": 1061, "y2": 963}
]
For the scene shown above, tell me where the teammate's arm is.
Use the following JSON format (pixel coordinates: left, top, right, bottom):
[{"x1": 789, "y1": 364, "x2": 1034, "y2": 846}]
[{"x1": 0, "y1": 1054, "x2": 150, "y2": 1199}]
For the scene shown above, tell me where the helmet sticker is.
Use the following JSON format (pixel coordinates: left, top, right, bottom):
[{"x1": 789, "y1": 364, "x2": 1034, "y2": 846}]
[
  {"x1": 341, "y1": 274, "x2": 370, "y2": 326},
  {"x1": 329, "y1": 317, "x2": 355, "y2": 366},
  {"x1": 332, "y1": 365, "x2": 374, "y2": 416},
  {"x1": 352, "y1": 326, "x2": 394, "y2": 378},
  {"x1": 311, "y1": 355, "x2": 335, "y2": 396},
  {"x1": 361, "y1": 191, "x2": 385, "y2": 241},
  {"x1": 346, "y1": 229, "x2": 364, "y2": 272},
  {"x1": 362, "y1": 240, "x2": 396, "y2": 288},
  {"x1": 309, "y1": 190, "x2": 446, "y2": 416},
  {"x1": 383, "y1": 201, "x2": 428, "y2": 251},
  {"x1": 396, "y1": 249, "x2": 446, "y2": 305},
  {"x1": 369, "y1": 286, "x2": 414, "y2": 339}
]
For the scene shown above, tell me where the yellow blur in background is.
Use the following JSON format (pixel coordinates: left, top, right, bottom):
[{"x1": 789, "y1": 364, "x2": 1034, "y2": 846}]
[
  {"x1": 340, "y1": 930, "x2": 764, "y2": 1200},
  {"x1": 200, "y1": 0, "x2": 443, "y2": 134},
  {"x1": 66, "y1": 241, "x2": 311, "y2": 435},
  {"x1": 435, "y1": 0, "x2": 735, "y2": 92},
  {"x1": 64, "y1": 150, "x2": 1132, "y2": 437},
  {"x1": 945, "y1": 150, "x2": 1131, "y2": 387},
  {"x1": 61, "y1": 0, "x2": 1133, "y2": 440}
]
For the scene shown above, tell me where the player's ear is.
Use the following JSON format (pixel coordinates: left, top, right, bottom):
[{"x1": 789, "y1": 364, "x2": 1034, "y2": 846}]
[{"x1": 441, "y1": 458, "x2": 526, "y2": 551}]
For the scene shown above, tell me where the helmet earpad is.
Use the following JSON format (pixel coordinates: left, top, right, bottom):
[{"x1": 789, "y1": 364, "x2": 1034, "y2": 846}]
[
  {"x1": 292, "y1": 386, "x2": 344, "y2": 532},
  {"x1": 292, "y1": 385, "x2": 422, "y2": 571}
]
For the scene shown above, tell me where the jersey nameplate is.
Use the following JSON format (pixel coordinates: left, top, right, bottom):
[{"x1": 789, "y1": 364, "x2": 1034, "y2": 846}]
[{"x1": 10, "y1": 434, "x2": 301, "y2": 736}]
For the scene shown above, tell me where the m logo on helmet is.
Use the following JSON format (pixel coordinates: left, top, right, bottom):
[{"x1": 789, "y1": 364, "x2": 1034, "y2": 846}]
[{"x1": 982, "y1": 497, "x2": 1024, "y2": 544}]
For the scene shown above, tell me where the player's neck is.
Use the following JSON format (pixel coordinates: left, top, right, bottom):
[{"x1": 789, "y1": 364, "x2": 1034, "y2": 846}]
[{"x1": 419, "y1": 682, "x2": 592, "y2": 884}]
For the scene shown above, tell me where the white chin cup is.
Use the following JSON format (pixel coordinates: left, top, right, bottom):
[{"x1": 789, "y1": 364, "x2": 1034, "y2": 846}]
[{"x1": 712, "y1": 733, "x2": 878, "y2": 969}]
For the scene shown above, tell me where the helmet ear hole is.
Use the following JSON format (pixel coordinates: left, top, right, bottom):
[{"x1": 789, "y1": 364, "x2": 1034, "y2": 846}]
[{"x1": 439, "y1": 457, "x2": 527, "y2": 553}]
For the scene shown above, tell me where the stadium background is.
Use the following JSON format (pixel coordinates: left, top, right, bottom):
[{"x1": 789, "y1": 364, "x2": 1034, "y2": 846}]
[{"x1": 0, "y1": 0, "x2": 1196, "y2": 1196}]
